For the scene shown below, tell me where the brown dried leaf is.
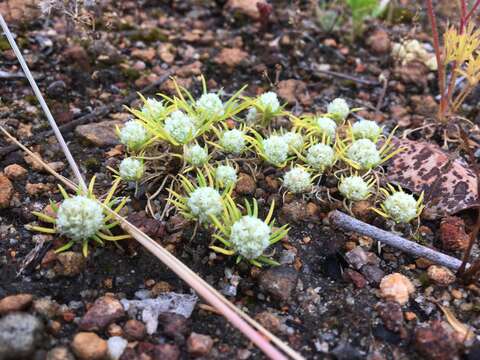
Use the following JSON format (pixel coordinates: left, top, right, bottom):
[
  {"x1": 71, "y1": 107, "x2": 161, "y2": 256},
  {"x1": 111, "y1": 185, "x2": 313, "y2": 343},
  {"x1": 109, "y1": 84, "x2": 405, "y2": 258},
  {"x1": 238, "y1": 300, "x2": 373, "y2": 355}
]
[{"x1": 386, "y1": 138, "x2": 478, "y2": 219}]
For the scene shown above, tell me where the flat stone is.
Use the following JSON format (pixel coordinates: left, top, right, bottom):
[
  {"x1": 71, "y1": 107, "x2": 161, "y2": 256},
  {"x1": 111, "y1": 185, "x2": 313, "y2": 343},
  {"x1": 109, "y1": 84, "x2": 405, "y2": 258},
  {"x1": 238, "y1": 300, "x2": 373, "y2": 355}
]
[
  {"x1": 258, "y1": 266, "x2": 298, "y2": 302},
  {"x1": 71, "y1": 332, "x2": 108, "y2": 360},
  {"x1": 4, "y1": 164, "x2": 27, "y2": 180},
  {"x1": 0, "y1": 175, "x2": 14, "y2": 208},
  {"x1": 0, "y1": 294, "x2": 33, "y2": 315},
  {"x1": 54, "y1": 252, "x2": 85, "y2": 277},
  {"x1": 75, "y1": 120, "x2": 122, "y2": 147},
  {"x1": 79, "y1": 296, "x2": 124, "y2": 331},
  {"x1": 345, "y1": 247, "x2": 368, "y2": 270},
  {"x1": 427, "y1": 265, "x2": 456, "y2": 286}
]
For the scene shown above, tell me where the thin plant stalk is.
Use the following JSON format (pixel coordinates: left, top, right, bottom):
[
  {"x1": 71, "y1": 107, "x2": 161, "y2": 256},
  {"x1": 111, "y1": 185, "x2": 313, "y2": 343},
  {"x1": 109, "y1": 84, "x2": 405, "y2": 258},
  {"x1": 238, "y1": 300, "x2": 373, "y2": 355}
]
[
  {"x1": 0, "y1": 127, "x2": 303, "y2": 360},
  {"x1": 0, "y1": 14, "x2": 87, "y2": 192}
]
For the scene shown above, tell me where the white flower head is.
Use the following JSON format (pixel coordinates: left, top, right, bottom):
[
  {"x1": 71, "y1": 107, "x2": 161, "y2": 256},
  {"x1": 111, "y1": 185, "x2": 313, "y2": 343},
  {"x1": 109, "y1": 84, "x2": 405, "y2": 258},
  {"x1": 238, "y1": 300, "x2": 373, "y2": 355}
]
[
  {"x1": 184, "y1": 144, "x2": 209, "y2": 167},
  {"x1": 164, "y1": 110, "x2": 196, "y2": 144},
  {"x1": 119, "y1": 157, "x2": 144, "y2": 182},
  {"x1": 215, "y1": 165, "x2": 237, "y2": 188},
  {"x1": 352, "y1": 120, "x2": 382, "y2": 142},
  {"x1": 258, "y1": 92, "x2": 280, "y2": 113},
  {"x1": 282, "y1": 132, "x2": 304, "y2": 155},
  {"x1": 187, "y1": 187, "x2": 223, "y2": 223},
  {"x1": 283, "y1": 167, "x2": 312, "y2": 194},
  {"x1": 347, "y1": 139, "x2": 381, "y2": 169},
  {"x1": 262, "y1": 135, "x2": 289, "y2": 166},
  {"x1": 245, "y1": 107, "x2": 258, "y2": 124},
  {"x1": 230, "y1": 216, "x2": 271, "y2": 259},
  {"x1": 56, "y1": 196, "x2": 104, "y2": 241},
  {"x1": 338, "y1": 176, "x2": 371, "y2": 201},
  {"x1": 315, "y1": 117, "x2": 337, "y2": 140},
  {"x1": 220, "y1": 129, "x2": 246, "y2": 154},
  {"x1": 141, "y1": 98, "x2": 165, "y2": 120},
  {"x1": 306, "y1": 143, "x2": 335, "y2": 171},
  {"x1": 196, "y1": 93, "x2": 224, "y2": 117},
  {"x1": 383, "y1": 191, "x2": 418, "y2": 223},
  {"x1": 119, "y1": 120, "x2": 148, "y2": 151},
  {"x1": 327, "y1": 98, "x2": 350, "y2": 122}
]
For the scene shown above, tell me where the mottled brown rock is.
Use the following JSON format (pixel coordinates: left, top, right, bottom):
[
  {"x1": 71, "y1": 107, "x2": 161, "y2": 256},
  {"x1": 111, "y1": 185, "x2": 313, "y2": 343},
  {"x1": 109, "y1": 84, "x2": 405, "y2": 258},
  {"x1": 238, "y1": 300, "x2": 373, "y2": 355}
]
[
  {"x1": 225, "y1": 0, "x2": 265, "y2": 19},
  {"x1": 0, "y1": 175, "x2": 14, "y2": 208},
  {"x1": 376, "y1": 301, "x2": 405, "y2": 333},
  {"x1": 0, "y1": 294, "x2": 33, "y2": 314},
  {"x1": 427, "y1": 265, "x2": 456, "y2": 286},
  {"x1": 79, "y1": 296, "x2": 124, "y2": 331},
  {"x1": 277, "y1": 79, "x2": 310, "y2": 105},
  {"x1": 158, "y1": 313, "x2": 189, "y2": 339},
  {"x1": 54, "y1": 252, "x2": 86, "y2": 277},
  {"x1": 123, "y1": 319, "x2": 146, "y2": 340},
  {"x1": 414, "y1": 321, "x2": 459, "y2": 360},
  {"x1": 366, "y1": 29, "x2": 391, "y2": 54},
  {"x1": 137, "y1": 342, "x2": 180, "y2": 360},
  {"x1": 46, "y1": 346, "x2": 75, "y2": 360},
  {"x1": 439, "y1": 216, "x2": 469, "y2": 251},
  {"x1": 187, "y1": 333, "x2": 214, "y2": 357},
  {"x1": 71, "y1": 332, "x2": 108, "y2": 360},
  {"x1": 344, "y1": 269, "x2": 367, "y2": 289},
  {"x1": 4, "y1": 164, "x2": 27, "y2": 180},
  {"x1": 215, "y1": 48, "x2": 249, "y2": 68},
  {"x1": 254, "y1": 311, "x2": 281, "y2": 333},
  {"x1": 235, "y1": 173, "x2": 256, "y2": 195},
  {"x1": 379, "y1": 273, "x2": 414, "y2": 305}
]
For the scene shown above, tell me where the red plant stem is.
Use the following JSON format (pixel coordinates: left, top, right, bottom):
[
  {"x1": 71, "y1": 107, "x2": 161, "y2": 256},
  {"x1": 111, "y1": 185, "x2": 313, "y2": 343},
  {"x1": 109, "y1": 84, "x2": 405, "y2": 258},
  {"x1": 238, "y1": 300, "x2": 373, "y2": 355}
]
[
  {"x1": 426, "y1": 0, "x2": 447, "y2": 120},
  {"x1": 460, "y1": 0, "x2": 467, "y2": 31},
  {"x1": 465, "y1": 0, "x2": 480, "y2": 22}
]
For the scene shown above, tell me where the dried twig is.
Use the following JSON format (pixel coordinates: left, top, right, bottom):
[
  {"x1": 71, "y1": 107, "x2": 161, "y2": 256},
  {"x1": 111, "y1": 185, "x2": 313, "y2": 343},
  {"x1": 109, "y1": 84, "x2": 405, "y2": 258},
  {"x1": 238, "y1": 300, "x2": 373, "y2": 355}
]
[
  {"x1": 329, "y1": 210, "x2": 465, "y2": 270},
  {"x1": 312, "y1": 69, "x2": 379, "y2": 86}
]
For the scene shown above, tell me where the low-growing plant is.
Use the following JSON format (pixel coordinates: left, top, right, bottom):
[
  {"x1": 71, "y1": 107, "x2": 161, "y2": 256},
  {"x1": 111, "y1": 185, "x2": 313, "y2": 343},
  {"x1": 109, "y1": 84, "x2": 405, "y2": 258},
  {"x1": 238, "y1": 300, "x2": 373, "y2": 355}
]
[
  {"x1": 28, "y1": 177, "x2": 130, "y2": 256},
  {"x1": 209, "y1": 196, "x2": 289, "y2": 267},
  {"x1": 372, "y1": 184, "x2": 425, "y2": 224}
]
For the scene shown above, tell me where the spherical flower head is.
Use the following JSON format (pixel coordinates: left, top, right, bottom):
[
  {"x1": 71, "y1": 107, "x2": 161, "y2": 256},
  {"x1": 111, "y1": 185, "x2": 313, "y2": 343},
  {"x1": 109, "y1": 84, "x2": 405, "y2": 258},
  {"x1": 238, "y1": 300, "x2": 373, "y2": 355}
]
[
  {"x1": 215, "y1": 165, "x2": 237, "y2": 188},
  {"x1": 119, "y1": 157, "x2": 144, "y2": 181},
  {"x1": 220, "y1": 129, "x2": 246, "y2": 154},
  {"x1": 352, "y1": 120, "x2": 382, "y2": 142},
  {"x1": 229, "y1": 216, "x2": 271, "y2": 259},
  {"x1": 119, "y1": 121, "x2": 148, "y2": 151},
  {"x1": 315, "y1": 117, "x2": 337, "y2": 140},
  {"x1": 347, "y1": 139, "x2": 381, "y2": 169},
  {"x1": 262, "y1": 135, "x2": 289, "y2": 166},
  {"x1": 306, "y1": 143, "x2": 335, "y2": 171},
  {"x1": 245, "y1": 107, "x2": 258, "y2": 124},
  {"x1": 141, "y1": 98, "x2": 165, "y2": 120},
  {"x1": 282, "y1": 132, "x2": 304, "y2": 155},
  {"x1": 383, "y1": 192, "x2": 418, "y2": 223},
  {"x1": 196, "y1": 93, "x2": 224, "y2": 117},
  {"x1": 338, "y1": 176, "x2": 370, "y2": 201},
  {"x1": 283, "y1": 167, "x2": 312, "y2": 194},
  {"x1": 187, "y1": 187, "x2": 223, "y2": 223},
  {"x1": 184, "y1": 144, "x2": 208, "y2": 167},
  {"x1": 258, "y1": 92, "x2": 280, "y2": 113},
  {"x1": 327, "y1": 98, "x2": 349, "y2": 122},
  {"x1": 164, "y1": 110, "x2": 196, "y2": 144},
  {"x1": 56, "y1": 196, "x2": 104, "y2": 241}
]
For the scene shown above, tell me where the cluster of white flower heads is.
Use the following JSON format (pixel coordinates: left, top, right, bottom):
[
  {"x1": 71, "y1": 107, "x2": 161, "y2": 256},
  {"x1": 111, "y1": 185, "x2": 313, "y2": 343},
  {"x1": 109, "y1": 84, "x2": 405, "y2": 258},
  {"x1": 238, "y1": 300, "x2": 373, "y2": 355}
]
[
  {"x1": 184, "y1": 144, "x2": 208, "y2": 167},
  {"x1": 327, "y1": 98, "x2": 349, "y2": 122},
  {"x1": 229, "y1": 216, "x2": 271, "y2": 259},
  {"x1": 119, "y1": 158, "x2": 144, "y2": 181},
  {"x1": 187, "y1": 187, "x2": 223, "y2": 223},
  {"x1": 258, "y1": 92, "x2": 280, "y2": 113},
  {"x1": 141, "y1": 98, "x2": 165, "y2": 120},
  {"x1": 306, "y1": 144, "x2": 335, "y2": 171},
  {"x1": 338, "y1": 176, "x2": 371, "y2": 201},
  {"x1": 347, "y1": 139, "x2": 381, "y2": 169},
  {"x1": 164, "y1": 110, "x2": 196, "y2": 144},
  {"x1": 56, "y1": 196, "x2": 104, "y2": 241},
  {"x1": 119, "y1": 121, "x2": 148, "y2": 151},
  {"x1": 315, "y1": 117, "x2": 337, "y2": 140},
  {"x1": 215, "y1": 165, "x2": 238, "y2": 187},
  {"x1": 282, "y1": 132, "x2": 304, "y2": 155},
  {"x1": 196, "y1": 93, "x2": 224, "y2": 117},
  {"x1": 220, "y1": 129, "x2": 246, "y2": 154},
  {"x1": 383, "y1": 192, "x2": 418, "y2": 223},
  {"x1": 262, "y1": 135, "x2": 289, "y2": 165},
  {"x1": 283, "y1": 167, "x2": 312, "y2": 194},
  {"x1": 352, "y1": 120, "x2": 382, "y2": 142}
]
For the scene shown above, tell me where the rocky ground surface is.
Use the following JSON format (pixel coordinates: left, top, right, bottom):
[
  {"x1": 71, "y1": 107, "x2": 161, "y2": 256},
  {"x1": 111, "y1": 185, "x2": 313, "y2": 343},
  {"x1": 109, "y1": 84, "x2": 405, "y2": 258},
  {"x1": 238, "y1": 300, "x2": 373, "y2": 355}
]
[{"x1": 0, "y1": 0, "x2": 480, "y2": 359}]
